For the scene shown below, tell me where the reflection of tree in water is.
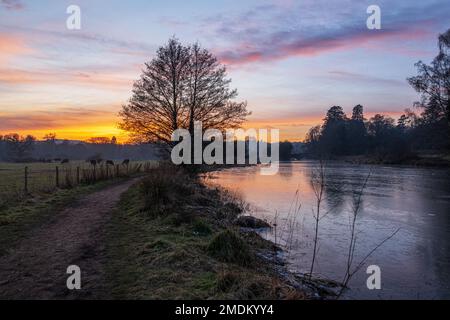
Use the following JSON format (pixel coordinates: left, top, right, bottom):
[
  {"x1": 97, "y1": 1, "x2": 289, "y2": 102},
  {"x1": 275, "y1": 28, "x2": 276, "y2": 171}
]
[
  {"x1": 324, "y1": 172, "x2": 347, "y2": 214},
  {"x1": 278, "y1": 162, "x2": 293, "y2": 179},
  {"x1": 305, "y1": 164, "x2": 348, "y2": 215}
]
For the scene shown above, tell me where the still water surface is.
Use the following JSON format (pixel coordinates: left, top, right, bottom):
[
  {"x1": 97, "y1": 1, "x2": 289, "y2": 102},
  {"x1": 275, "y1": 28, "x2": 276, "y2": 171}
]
[{"x1": 210, "y1": 161, "x2": 450, "y2": 299}]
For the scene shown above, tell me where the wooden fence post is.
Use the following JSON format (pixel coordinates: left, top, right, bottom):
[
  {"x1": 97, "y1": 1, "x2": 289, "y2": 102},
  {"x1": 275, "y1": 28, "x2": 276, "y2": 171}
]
[
  {"x1": 24, "y1": 166, "x2": 28, "y2": 193},
  {"x1": 55, "y1": 166, "x2": 59, "y2": 188}
]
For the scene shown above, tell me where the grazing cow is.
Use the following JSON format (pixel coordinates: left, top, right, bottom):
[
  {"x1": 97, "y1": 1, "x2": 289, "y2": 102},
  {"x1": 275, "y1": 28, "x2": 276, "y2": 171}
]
[
  {"x1": 106, "y1": 160, "x2": 114, "y2": 166},
  {"x1": 122, "y1": 159, "x2": 130, "y2": 166},
  {"x1": 61, "y1": 159, "x2": 69, "y2": 164}
]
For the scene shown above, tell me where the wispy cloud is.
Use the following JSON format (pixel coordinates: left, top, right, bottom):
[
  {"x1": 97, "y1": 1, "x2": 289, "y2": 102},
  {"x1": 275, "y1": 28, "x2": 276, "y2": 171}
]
[
  {"x1": 0, "y1": 107, "x2": 119, "y2": 131},
  {"x1": 0, "y1": 67, "x2": 136, "y2": 89},
  {"x1": 0, "y1": 24, "x2": 157, "y2": 62},
  {"x1": 0, "y1": 33, "x2": 32, "y2": 65},
  {"x1": 0, "y1": 0, "x2": 24, "y2": 10},
  {"x1": 0, "y1": 24, "x2": 150, "y2": 91},
  {"x1": 204, "y1": 1, "x2": 447, "y2": 65},
  {"x1": 327, "y1": 71, "x2": 405, "y2": 86}
]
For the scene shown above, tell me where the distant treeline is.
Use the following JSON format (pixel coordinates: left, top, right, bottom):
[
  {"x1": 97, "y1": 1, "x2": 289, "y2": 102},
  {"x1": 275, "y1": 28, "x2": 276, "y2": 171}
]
[
  {"x1": 0, "y1": 134, "x2": 160, "y2": 163},
  {"x1": 304, "y1": 105, "x2": 449, "y2": 162},
  {"x1": 305, "y1": 29, "x2": 450, "y2": 162},
  {"x1": 0, "y1": 133, "x2": 300, "y2": 164}
]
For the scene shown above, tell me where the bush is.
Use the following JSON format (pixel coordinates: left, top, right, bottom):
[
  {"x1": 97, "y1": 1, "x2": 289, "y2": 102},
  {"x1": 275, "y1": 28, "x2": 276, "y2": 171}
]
[
  {"x1": 139, "y1": 165, "x2": 198, "y2": 217},
  {"x1": 193, "y1": 218, "x2": 212, "y2": 236},
  {"x1": 140, "y1": 173, "x2": 171, "y2": 207},
  {"x1": 207, "y1": 229, "x2": 254, "y2": 266}
]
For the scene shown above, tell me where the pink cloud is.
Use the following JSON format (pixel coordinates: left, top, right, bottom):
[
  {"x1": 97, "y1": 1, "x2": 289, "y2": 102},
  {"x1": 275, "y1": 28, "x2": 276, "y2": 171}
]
[
  {"x1": 0, "y1": 68, "x2": 135, "y2": 90},
  {"x1": 218, "y1": 26, "x2": 433, "y2": 66},
  {"x1": 0, "y1": 0, "x2": 24, "y2": 10},
  {"x1": 0, "y1": 33, "x2": 32, "y2": 65},
  {"x1": 0, "y1": 107, "x2": 120, "y2": 132}
]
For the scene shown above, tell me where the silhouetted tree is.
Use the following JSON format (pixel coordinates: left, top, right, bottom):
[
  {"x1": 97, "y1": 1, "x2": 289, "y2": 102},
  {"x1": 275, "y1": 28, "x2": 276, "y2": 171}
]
[
  {"x1": 185, "y1": 43, "x2": 249, "y2": 136},
  {"x1": 87, "y1": 137, "x2": 112, "y2": 144},
  {"x1": 351, "y1": 104, "x2": 365, "y2": 122},
  {"x1": 397, "y1": 109, "x2": 418, "y2": 131},
  {"x1": 41, "y1": 132, "x2": 58, "y2": 159},
  {"x1": 305, "y1": 125, "x2": 322, "y2": 155},
  {"x1": 119, "y1": 38, "x2": 250, "y2": 146},
  {"x1": 320, "y1": 106, "x2": 348, "y2": 155},
  {"x1": 4, "y1": 134, "x2": 36, "y2": 162},
  {"x1": 43, "y1": 133, "x2": 57, "y2": 142},
  {"x1": 279, "y1": 141, "x2": 293, "y2": 161},
  {"x1": 408, "y1": 29, "x2": 450, "y2": 128},
  {"x1": 367, "y1": 114, "x2": 395, "y2": 138},
  {"x1": 120, "y1": 38, "x2": 189, "y2": 144},
  {"x1": 367, "y1": 114, "x2": 410, "y2": 161},
  {"x1": 348, "y1": 105, "x2": 368, "y2": 154},
  {"x1": 324, "y1": 106, "x2": 347, "y2": 126}
]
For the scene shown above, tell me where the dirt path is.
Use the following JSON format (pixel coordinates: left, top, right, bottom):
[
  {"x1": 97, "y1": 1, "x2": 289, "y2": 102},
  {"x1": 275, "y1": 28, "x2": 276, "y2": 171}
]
[{"x1": 0, "y1": 178, "x2": 140, "y2": 299}]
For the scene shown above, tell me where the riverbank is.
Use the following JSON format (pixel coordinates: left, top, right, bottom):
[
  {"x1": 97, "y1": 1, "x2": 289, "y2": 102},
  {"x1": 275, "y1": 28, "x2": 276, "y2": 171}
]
[
  {"x1": 341, "y1": 153, "x2": 450, "y2": 167},
  {"x1": 104, "y1": 164, "x2": 334, "y2": 299},
  {"x1": 210, "y1": 162, "x2": 450, "y2": 299},
  {"x1": 303, "y1": 152, "x2": 450, "y2": 167}
]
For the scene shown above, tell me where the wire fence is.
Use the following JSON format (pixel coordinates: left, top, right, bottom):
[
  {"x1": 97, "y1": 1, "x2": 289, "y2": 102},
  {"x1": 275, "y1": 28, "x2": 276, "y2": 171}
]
[{"x1": 0, "y1": 161, "x2": 157, "y2": 209}]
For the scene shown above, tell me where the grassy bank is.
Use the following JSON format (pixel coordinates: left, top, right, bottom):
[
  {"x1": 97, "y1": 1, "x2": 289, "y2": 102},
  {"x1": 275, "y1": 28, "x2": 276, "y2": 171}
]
[{"x1": 104, "y1": 165, "x2": 308, "y2": 300}]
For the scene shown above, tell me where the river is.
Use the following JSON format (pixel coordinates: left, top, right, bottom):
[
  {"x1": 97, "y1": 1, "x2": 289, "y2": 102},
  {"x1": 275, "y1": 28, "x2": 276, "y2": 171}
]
[{"x1": 210, "y1": 161, "x2": 450, "y2": 299}]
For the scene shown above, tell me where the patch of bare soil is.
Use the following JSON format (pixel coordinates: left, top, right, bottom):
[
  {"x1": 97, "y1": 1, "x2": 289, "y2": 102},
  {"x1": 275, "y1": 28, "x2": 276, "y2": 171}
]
[{"x1": 0, "y1": 178, "x2": 140, "y2": 299}]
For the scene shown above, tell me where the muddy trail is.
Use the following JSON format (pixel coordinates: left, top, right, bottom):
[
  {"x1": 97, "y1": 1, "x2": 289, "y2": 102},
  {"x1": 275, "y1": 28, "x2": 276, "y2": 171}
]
[{"x1": 0, "y1": 178, "x2": 140, "y2": 299}]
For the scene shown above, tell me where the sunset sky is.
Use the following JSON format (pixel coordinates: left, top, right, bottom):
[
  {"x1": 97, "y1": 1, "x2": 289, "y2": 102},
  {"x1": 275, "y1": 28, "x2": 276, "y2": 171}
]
[{"x1": 0, "y1": 0, "x2": 449, "y2": 142}]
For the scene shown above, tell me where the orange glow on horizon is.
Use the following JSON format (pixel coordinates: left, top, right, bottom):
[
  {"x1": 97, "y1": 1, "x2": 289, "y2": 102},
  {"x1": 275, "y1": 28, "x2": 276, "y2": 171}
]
[
  {"x1": 0, "y1": 111, "x2": 407, "y2": 143},
  {"x1": 0, "y1": 125, "x2": 128, "y2": 143}
]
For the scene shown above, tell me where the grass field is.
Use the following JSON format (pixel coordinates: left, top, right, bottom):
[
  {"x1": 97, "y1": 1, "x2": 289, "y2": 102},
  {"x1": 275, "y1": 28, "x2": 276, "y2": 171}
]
[{"x1": 0, "y1": 161, "x2": 158, "y2": 210}]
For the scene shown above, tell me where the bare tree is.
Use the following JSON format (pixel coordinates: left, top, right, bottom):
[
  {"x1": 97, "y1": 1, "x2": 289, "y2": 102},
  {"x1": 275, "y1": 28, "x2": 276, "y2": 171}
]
[
  {"x1": 408, "y1": 29, "x2": 450, "y2": 127},
  {"x1": 87, "y1": 137, "x2": 112, "y2": 144},
  {"x1": 120, "y1": 38, "x2": 190, "y2": 144},
  {"x1": 4, "y1": 134, "x2": 36, "y2": 162},
  {"x1": 185, "y1": 43, "x2": 250, "y2": 135},
  {"x1": 119, "y1": 38, "x2": 250, "y2": 145},
  {"x1": 43, "y1": 133, "x2": 57, "y2": 142}
]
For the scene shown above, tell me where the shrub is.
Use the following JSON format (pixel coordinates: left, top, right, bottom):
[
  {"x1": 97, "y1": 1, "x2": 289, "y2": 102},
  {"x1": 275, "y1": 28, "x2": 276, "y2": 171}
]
[
  {"x1": 193, "y1": 218, "x2": 212, "y2": 236},
  {"x1": 139, "y1": 165, "x2": 198, "y2": 216},
  {"x1": 141, "y1": 174, "x2": 171, "y2": 206},
  {"x1": 207, "y1": 229, "x2": 254, "y2": 266}
]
